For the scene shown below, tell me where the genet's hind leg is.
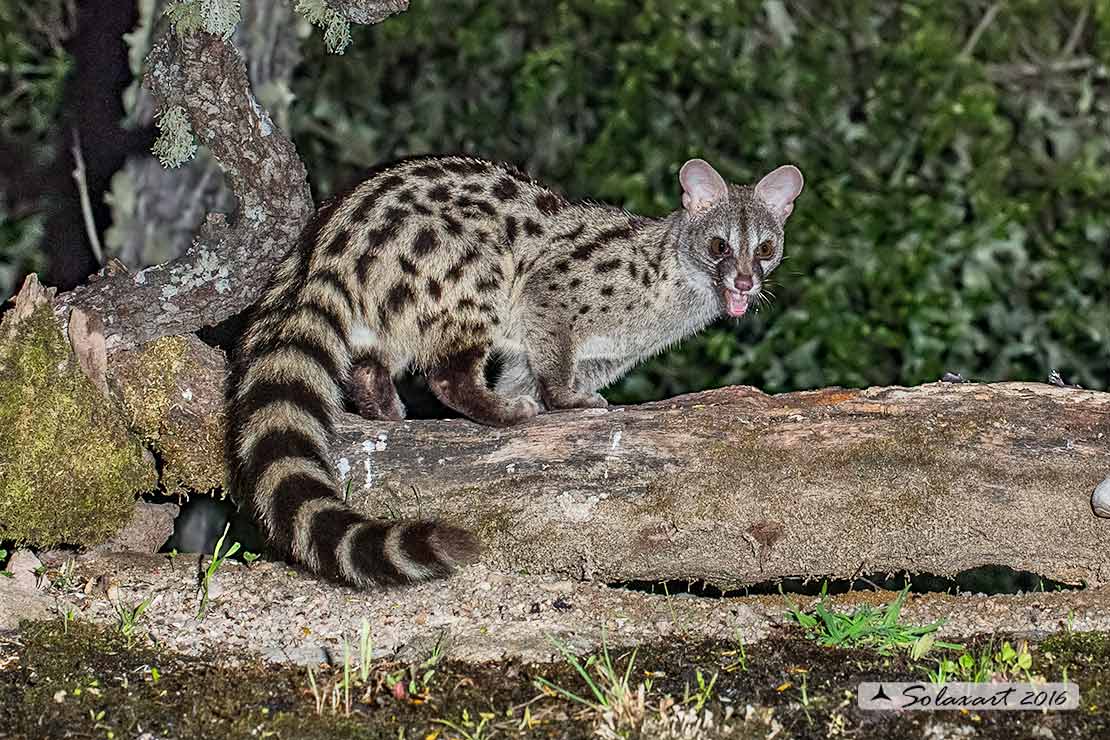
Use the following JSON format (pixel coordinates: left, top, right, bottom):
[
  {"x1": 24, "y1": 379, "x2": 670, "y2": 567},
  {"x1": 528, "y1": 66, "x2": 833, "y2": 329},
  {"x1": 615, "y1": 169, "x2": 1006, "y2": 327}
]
[
  {"x1": 348, "y1": 352, "x2": 406, "y2": 421},
  {"x1": 493, "y1": 352, "x2": 541, "y2": 403},
  {"x1": 427, "y1": 346, "x2": 539, "y2": 427}
]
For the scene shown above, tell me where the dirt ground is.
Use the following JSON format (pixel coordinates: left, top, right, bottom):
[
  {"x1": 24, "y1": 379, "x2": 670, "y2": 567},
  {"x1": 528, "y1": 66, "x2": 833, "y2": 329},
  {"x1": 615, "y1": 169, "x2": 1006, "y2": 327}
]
[
  {"x1": 1, "y1": 552, "x2": 1109, "y2": 738},
  {"x1": 1, "y1": 620, "x2": 1107, "y2": 739}
]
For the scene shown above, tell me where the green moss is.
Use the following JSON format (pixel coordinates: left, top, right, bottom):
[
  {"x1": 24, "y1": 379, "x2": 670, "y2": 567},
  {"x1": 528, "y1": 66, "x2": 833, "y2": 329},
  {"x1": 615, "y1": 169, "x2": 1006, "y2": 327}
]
[
  {"x1": 1040, "y1": 632, "x2": 1110, "y2": 713},
  {"x1": 113, "y1": 335, "x2": 223, "y2": 494},
  {"x1": 0, "y1": 305, "x2": 156, "y2": 546}
]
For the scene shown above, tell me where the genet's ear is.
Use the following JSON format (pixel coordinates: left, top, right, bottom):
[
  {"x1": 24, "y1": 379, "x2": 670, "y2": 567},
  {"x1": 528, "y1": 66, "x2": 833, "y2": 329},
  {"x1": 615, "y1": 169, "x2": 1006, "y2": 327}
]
[
  {"x1": 755, "y1": 165, "x2": 804, "y2": 222},
  {"x1": 679, "y1": 159, "x2": 728, "y2": 215}
]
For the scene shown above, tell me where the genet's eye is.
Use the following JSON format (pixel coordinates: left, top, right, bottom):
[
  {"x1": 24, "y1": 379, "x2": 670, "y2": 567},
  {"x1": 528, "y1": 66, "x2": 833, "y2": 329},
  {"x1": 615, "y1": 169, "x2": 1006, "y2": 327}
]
[
  {"x1": 708, "y1": 237, "x2": 730, "y2": 259},
  {"x1": 755, "y1": 240, "x2": 775, "y2": 260}
]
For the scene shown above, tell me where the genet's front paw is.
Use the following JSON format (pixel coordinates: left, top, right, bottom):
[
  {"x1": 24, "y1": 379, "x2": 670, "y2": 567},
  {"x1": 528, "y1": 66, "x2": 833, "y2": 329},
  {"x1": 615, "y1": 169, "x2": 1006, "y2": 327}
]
[{"x1": 544, "y1": 388, "x2": 609, "y2": 411}]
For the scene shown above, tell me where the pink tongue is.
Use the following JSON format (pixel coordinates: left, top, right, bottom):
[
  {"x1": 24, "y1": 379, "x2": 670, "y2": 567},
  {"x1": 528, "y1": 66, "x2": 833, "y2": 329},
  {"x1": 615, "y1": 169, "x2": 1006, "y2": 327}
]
[{"x1": 726, "y1": 291, "x2": 749, "y2": 317}]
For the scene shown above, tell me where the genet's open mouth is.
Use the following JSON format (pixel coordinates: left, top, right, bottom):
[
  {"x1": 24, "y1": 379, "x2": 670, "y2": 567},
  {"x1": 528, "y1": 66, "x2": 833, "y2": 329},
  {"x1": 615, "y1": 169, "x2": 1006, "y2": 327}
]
[{"x1": 724, "y1": 289, "x2": 749, "y2": 317}]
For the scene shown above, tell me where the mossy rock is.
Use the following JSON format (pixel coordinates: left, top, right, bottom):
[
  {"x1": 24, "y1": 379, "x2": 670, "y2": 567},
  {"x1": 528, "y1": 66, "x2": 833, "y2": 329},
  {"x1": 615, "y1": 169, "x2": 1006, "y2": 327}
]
[
  {"x1": 0, "y1": 304, "x2": 157, "y2": 546},
  {"x1": 111, "y1": 334, "x2": 225, "y2": 495}
]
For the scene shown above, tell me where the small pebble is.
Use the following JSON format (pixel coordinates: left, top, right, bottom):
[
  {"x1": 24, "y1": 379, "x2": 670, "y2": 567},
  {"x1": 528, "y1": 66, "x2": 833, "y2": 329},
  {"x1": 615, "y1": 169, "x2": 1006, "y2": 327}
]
[
  {"x1": 539, "y1": 580, "x2": 575, "y2": 594},
  {"x1": 1092, "y1": 476, "x2": 1110, "y2": 518}
]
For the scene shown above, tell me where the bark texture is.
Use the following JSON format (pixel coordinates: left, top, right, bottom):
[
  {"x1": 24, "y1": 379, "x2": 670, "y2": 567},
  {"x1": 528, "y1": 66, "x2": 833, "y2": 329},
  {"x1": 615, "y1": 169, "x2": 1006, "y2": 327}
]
[
  {"x1": 55, "y1": 30, "x2": 313, "y2": 351},
  {"x1": 330, "y1": 382, "x2": 1110, "y2": 588}
]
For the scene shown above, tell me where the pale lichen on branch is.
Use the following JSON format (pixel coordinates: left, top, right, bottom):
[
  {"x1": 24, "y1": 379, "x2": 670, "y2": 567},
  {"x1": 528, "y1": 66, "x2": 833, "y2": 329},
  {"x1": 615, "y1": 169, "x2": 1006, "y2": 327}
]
[
  {"x1": 151, "y1": 105, "x2": 197, "y2": 168},
  {"x1": 295, "y1": 0, "x2": 352, "y2": 54}
]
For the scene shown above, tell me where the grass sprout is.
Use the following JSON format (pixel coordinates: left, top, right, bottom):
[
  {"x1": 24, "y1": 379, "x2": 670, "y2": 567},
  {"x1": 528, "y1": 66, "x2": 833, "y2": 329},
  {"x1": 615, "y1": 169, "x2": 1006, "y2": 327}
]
[{"x1": 786, "y1": 584, "x2": 962, "y2": 654}]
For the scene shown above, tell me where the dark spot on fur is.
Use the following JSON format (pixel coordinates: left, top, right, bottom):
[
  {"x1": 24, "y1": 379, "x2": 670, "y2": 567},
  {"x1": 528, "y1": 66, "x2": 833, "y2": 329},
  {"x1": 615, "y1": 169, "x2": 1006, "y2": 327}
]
[
  {"x1": 523, "y1": 218, "x2": 543, "y2": 237},
  {"x1": 411, "y1": 163, "x2": 447, "y2": 179},
  {"x1": 455, "y1": 196, "x2": 496, "y2": 218},
  {"x1": 578, "y1": 305, "x2": 591, "y2": 315},
  {"x1": 445, "y1": 245, "x2": 482, "y2": 282},
  {"x1": 627, "y1": 262, "x2": 638, "y2": 280},
  {"x1": 442, "y1": 213, "x2": 464, "y2": 236},
  {"x1": 383, "y1": 206, "x2": 409, "y2": 225},
  {"x1": 350, "y1": 194, "x2": 376, "y2": 223},
  {"x1": 569, "y1": 278, "x2": 581, "y2": 289},
  {"x1": 413, "y1": 202, "x2": 433, "y2": 217},
  {"x1": 307, "y1": 268, "x2": 356, "y2": 314},
  {"x1": 641, "y1": 272, "x2": 652, "y2": 288},
  {"x1": 413, "y1": 228, "x2": 439, "y2": 256},
  {"x1": 398, "y1": 254, "x2": 419, "y2": 276},
  {"x1": 535, "y1": 192, "x2": 564, "y2": 215},
  {"x1": 444, "y1": 159, "x2": 489, "y2": 176},
  {"x1": 457, "y1": 297, "x2": 477, "y2": 310},
  {"x1": 555, "y1": 260, "x2": 570, "y2": 273},
  {"x1": 492, "y1": 177, "x2": 520, "y2": 201},
  {"x1": 397, "y1": 188, "x2": 416, "y2": 204},
  {"x1": 548, "y1": 282, "x2": 559, "y2": 291},
  {"x1": 428, "y1": 183, "x2": 451, "y2": 202},
  {"x1": 476, "y1": 277, "x2": 499, "y2": 293},
  {"x1": 504, "y1": 216, "x2": 518, "y2": 245},
  {"x1": 571, "y1": 241, "x2": 600, "y2": 261},
  {"x1": 462, "y1": 182, "x2": 484, "y2": 194},
  {"x1": 597, "y1": 225, "x2": 633, "y2": 243},
  {"x1": 600, "y1": 285, "x2": 614, "y2": 297},
  {"x1": 324, "y1": 228, "x2": 351, "y2": 256},
  {"x1": 386, "y1": 282, "x2": 414, "y2": 312},
  {"x1": 554, "y1": 223, "x2": 585, "y2": 242},
  {"x1": 596, "y1": 258, "x2": 622, "y2": 273},
  {"x1": 427, "y1": 278, "x2": 443, "y2": 301},
  {"x1": 355, "y1": 250, "x2": 376, "y2": 284},
  {"x1": 372, "y1": 174, "x2": 405, "y2": 197}
]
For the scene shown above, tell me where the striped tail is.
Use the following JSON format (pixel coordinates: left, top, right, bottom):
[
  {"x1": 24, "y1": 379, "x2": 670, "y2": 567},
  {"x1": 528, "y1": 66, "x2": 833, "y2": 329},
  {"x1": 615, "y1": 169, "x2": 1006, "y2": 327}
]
[{"x1": 226, "y1": 234, "x2": 478, "y2": 588}]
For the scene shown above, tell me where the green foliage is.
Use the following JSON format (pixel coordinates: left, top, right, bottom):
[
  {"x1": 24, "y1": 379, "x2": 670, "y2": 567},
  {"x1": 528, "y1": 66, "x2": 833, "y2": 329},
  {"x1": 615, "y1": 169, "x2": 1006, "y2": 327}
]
[
  {"x1": 0, "y1": 0, "x2": 69, "y2": 302},
  {"x1": 292, "y1": 0, "x2": 1110, "y2": 398},
  {"x1": 785, "y1": 584, "x2": 963, "y2": 654},
  {"x1": 924, "y1": 639, "x2": 1036, "y2": 683},
  {"x1": 196, "y1": 522, "x2": 240, "y2": 619},
  {"x1": 113, "y1": 594, "x2": 154, "y2": 648}
]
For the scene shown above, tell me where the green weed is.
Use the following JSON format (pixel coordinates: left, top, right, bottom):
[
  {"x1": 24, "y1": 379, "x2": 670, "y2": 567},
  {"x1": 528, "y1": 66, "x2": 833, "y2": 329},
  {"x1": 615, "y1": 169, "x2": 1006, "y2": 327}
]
[{"x1": 786, "y1": 584, "x2": 962, "y2": 654}]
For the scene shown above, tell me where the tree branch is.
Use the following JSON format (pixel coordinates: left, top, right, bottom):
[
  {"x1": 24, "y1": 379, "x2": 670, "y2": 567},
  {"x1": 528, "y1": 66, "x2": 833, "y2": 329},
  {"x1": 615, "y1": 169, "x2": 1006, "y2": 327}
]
[
  {"x1": 54, "y1": 1, "x2": 408, "y2": 351},
  {"x1": 326, "y1": 0, "x2": 409, "y2": 25},
  {"x1": 55, "y1": 30, "x2": 313, "y2": 351},
  {"x1": 332, "y1": 382, "x2": 1110, "y2": 588}
]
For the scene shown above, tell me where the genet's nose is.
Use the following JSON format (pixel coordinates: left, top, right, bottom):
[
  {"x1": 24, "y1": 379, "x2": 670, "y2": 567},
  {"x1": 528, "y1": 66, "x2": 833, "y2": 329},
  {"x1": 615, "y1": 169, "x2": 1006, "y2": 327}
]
[{"x1": 734, "y1": 274, "x2": 754, "y2": 292}]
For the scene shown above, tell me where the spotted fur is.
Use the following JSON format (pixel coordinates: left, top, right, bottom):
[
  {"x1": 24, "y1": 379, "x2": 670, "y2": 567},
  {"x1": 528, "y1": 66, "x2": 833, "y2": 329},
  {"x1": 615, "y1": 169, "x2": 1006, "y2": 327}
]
[{"x1": 227, "y1": 155, "x2": 803, "y2": 588}]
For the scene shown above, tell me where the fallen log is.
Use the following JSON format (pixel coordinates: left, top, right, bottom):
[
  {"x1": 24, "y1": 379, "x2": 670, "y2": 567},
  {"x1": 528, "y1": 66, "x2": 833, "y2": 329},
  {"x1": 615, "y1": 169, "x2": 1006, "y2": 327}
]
[{"x1": 335, "y1": 382, "x2": 1110, "y2": 588}]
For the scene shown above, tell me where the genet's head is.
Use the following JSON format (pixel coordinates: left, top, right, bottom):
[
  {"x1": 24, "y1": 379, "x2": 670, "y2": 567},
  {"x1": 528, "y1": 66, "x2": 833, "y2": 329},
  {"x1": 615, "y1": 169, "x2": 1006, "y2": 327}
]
[{"x1": 675, "y1": 159, "x2": 803, "y2": 318}]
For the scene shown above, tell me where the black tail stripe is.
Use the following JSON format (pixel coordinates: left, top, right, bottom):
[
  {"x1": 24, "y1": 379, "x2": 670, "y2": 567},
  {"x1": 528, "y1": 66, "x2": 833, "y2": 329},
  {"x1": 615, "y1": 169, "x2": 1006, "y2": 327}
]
[
  {"x1": 268, "y1": 474, "x2": 337, "y2": 552},
  {"x1": 300, "y1": 302, "x2": 349, "y2": 347},
  {"x1": 399, "y1": 520, "x2": 451, "y2": 577},
  {"x1": 242, "y1": 429, "x2": 333, "y2": 486},
  {"x1": 306, "y1": 268, "x2": 358, "y2": 316},
  {"x1": 237, "y1": 378, "x2": 333, "y2": 434},
  {"x1": 308, "y1": 508, "x2": 365, "y2": 580},
  {"x1": 250, "y1": 334, "x2": 343, "y2": 381},
  {"x1": 351, "y1": 522, "x2": 409, "y2": 585}
]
